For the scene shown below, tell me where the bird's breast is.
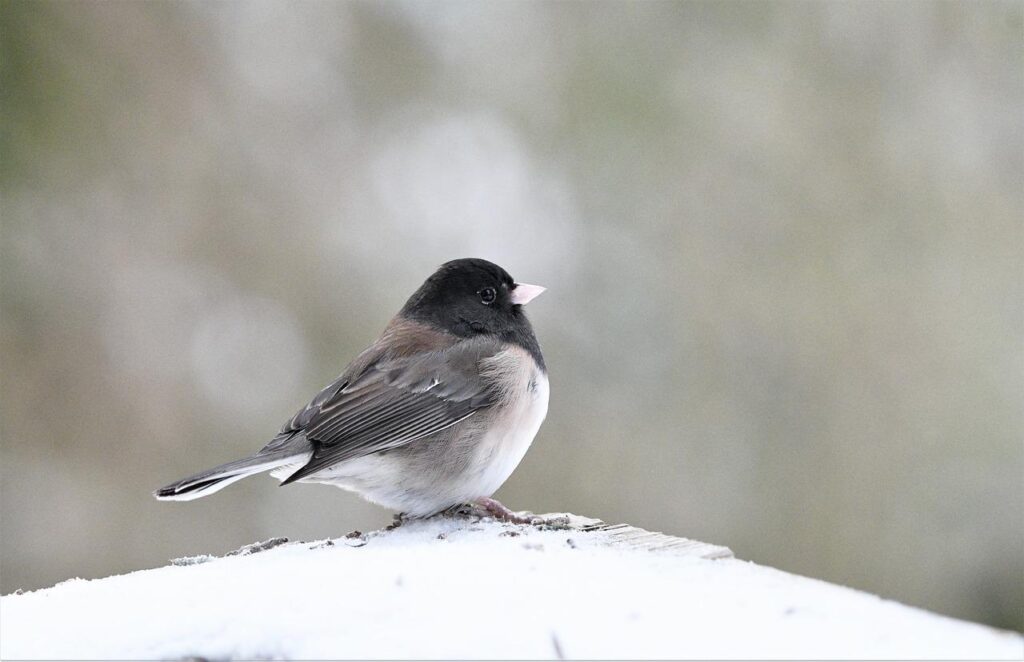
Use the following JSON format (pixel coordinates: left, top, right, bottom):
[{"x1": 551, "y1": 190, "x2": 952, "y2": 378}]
[{"x1": 467, "y1": 348, "x2": 550, "y2": 498}]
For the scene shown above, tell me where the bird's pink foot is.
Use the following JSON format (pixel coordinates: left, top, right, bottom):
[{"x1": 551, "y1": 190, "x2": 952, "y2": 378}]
[
  {"x1": 471, "y1": 497, "x2": 539, "y2": 524},
  {"x1": 442, "y1": 498, "x2": 570, "y2": 528}
]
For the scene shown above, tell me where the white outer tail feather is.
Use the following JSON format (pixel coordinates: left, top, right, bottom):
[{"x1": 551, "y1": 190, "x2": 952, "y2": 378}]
[{"x1": 154, "y1": 453, "x2": 312, "y2": 501}]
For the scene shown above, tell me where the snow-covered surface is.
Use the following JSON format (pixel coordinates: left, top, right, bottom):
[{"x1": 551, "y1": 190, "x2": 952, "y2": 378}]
[{"x1": 2, "y1": 514, "x2": 1021, "y2": 660}]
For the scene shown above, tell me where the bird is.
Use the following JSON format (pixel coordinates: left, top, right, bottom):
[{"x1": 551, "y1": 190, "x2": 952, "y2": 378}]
[{"x1": 154, "y1": 258, "x2": 549, "y2": 522}]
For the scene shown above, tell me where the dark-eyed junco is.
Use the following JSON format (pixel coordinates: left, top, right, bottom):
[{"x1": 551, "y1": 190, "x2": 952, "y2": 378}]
[{"x1": 155, "y1": 258, "x2": 548, "y2": 521}]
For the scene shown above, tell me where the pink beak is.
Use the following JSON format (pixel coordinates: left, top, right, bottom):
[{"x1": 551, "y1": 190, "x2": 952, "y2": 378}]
[{"x1": 510, "y1": 282, "x2": 546, "y2": 305}]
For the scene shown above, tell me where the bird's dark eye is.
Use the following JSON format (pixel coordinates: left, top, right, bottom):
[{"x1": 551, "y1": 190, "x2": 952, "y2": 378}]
[{"x1": 480, "y1": 287, "x2": 496, "y2": 304}]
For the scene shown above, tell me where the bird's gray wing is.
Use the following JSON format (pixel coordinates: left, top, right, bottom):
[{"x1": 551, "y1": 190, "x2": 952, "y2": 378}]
[{"x1": 277, "y1": 336, "x2": 502, "y2": 484}]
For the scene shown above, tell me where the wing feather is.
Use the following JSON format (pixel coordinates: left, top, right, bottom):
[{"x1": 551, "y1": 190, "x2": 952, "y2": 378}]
[{"x1": 278, "y1": 336, "x2": 501, "y2": 484}]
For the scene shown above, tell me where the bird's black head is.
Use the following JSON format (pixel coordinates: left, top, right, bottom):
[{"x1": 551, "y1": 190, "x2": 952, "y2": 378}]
[{"x1": 400, "y1": 258, "x2": 546, "y2": 368}]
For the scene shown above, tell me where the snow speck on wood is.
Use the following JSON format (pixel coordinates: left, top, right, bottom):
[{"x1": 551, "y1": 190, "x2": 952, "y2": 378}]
[{"x1": 2, "y1": 514, "x2": 1021, "y2": 660}]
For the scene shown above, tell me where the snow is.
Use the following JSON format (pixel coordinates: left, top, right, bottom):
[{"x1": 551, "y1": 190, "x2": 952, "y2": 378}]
[{"x1": 2, "y1": 515, "x2": 1021, "y2": 660}]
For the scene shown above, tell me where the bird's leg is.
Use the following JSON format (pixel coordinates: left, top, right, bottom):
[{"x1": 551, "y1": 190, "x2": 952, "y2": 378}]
[
  {"x1": 441, "y1": 499, "x2": 572, "y2": 529},
  {"x1": 472, "y1": 497, "x2": 539, "y2": 525}
]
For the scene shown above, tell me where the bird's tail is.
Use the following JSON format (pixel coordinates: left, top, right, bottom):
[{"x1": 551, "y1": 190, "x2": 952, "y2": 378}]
[{"x1": 153, "y1": 450, "x2": 310, "y2": 502}]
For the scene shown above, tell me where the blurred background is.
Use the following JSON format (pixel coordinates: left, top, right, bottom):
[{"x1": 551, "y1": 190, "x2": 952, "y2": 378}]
[{"x1": 1, "y1": 0, "x2": 1021, "y2": 631}]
